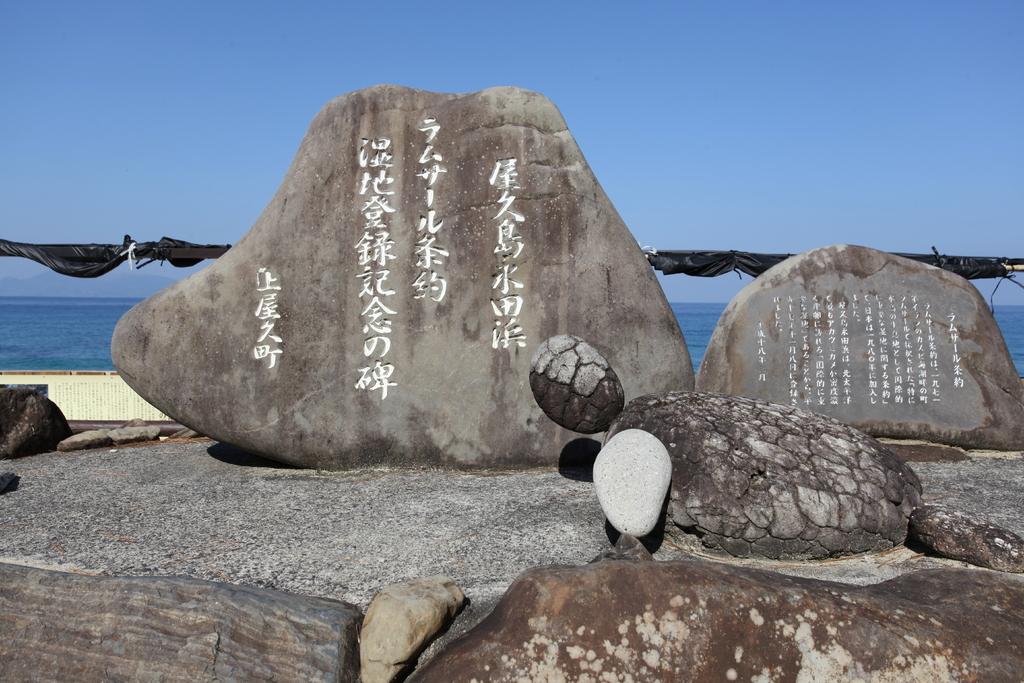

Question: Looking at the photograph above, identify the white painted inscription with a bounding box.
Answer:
[253,267,283,368]
[413,117,449,303]
[489,158,527,350]
[756,291,964,408]
[355,137,398,400]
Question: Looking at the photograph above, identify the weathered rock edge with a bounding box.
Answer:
[412,558,1024,682]
[0,562,362,682]
[909,504,1024,573]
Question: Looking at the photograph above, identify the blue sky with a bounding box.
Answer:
[1,1,1021,302]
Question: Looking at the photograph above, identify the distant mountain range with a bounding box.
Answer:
[0,267,196,298]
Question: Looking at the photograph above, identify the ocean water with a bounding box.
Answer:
[1,297,1023,375]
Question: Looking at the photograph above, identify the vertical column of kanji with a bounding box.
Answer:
[879,295,892,406]
[412,118,449,303]
[948,310,964,390]
[925,302,942,403]
[902,296,917,405]
[355,138,399,400]
[488,159,527,351]
[864,294,879,406]
[838,297,853,405]
[913,296,929,405]
[826,295,839,406]
[799,295,812,406]
[786,295,798,405]
[253,267,284,369]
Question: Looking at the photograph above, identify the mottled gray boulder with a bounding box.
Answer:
[0,388,71,459]
[698,244,1024,450]
[413,559,1024,682]
[909,504,1024,573]
[107,425,161,445]
[607,391,922,559]
[593,428,671,536]
[112,86,691,469]
[0,562,361,682]
[57,429,112,452]
[529,335,625,433]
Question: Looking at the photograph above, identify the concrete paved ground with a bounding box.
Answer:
[1,440,1021,658]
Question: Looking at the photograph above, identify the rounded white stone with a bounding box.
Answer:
[593,429,673,537]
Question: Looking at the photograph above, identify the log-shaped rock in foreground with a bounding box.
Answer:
[909,504,1024,573]
[112,85,692,469]
[697,244,1024,450]
[413,559,1024,682]
[0,563,361,682]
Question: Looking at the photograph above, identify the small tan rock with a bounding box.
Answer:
[360,576,464,683]
[56,430,112,452]
[107,426,161,446]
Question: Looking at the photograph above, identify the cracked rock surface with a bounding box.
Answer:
[607,391,923,560]
[529,335,625,433]
[909,504,1024,573]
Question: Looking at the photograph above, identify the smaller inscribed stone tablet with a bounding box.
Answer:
[697,245,1024,450]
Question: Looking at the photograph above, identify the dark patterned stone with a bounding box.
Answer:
[112,86,691,469]
[909,504,1024,573]
[607,391,922,560]
[0,388,71,459]
[413,559,1024,682]
[698,244,1024,450]
[529,335,625,434]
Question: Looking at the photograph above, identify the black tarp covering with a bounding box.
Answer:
[0,236,230,278]
[647,249,1024,281]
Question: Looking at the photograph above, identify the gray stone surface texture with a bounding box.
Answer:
[107,425,162,445]
[607,391,923,560]
[0,388,71,459]
[360,575,465,683]
[57,429,112,452]
[593,428,671,536]
[909,504,1024,573]
[0,562,361,682]
[697,244,1024,450]
[411,558,1024,682]
[111,85,692,470]
[529,335,625,433]
[1,441,1020,672]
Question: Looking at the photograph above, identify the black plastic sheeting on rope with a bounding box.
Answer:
[646,248,1024,281]
[0,236,231,278]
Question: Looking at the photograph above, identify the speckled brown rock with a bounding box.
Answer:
[412,559,1024,682]
[909,505,1024,573]
[111,86,691,470]
[529,335,625,434]
[0,388,71,459]
[607,391,922,559]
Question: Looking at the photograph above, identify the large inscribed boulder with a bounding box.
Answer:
[697,244,1024,450]
[112,86,691,468]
